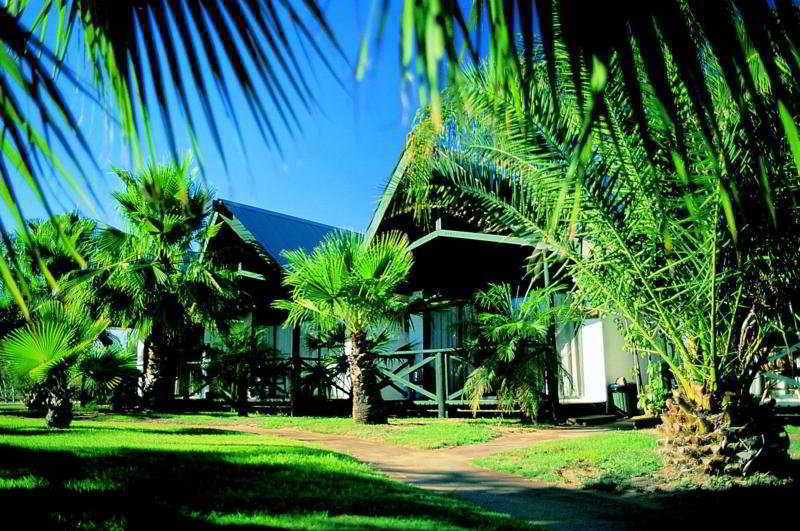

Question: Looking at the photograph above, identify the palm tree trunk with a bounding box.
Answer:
[660,387,790,476]
[235,362,249,417]
[144,331,177,410]
[45,367,73,429]
[348,331,386,424]
[23,381,48,417]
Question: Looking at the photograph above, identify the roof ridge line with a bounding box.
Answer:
[219,198,345,231]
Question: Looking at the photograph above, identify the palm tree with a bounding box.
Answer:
[394,42,800,475]
[275,231,414,424]
[463,282,569,423]
[75,340,139,408]
[0,1,348,317]
[0,213,99,413]
[1,2,797,244]
[0,300,109,428]
[69,158,239,408]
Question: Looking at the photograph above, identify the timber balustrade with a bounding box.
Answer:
[193,348,487,418]
[375,348,479,418]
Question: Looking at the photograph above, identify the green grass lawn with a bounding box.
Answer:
[473,431,662,491]
[40,407,530,450]
[788,425,799,459]
[476,426,800,492]
[260,415,527,449]
[0,411,535,530]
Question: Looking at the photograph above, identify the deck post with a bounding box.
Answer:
[435,351,447,418]
[290,326,302,416]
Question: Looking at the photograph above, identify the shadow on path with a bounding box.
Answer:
[252,425,799,531]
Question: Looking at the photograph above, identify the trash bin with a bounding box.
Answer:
[608,382,638,417]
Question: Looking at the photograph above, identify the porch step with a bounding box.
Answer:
[566,414,618,426]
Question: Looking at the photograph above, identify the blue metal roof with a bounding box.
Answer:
[218,199,347,267]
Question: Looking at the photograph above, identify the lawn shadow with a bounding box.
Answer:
[373,462,799,528]
[0,425,248,437]
[0,436,529,530]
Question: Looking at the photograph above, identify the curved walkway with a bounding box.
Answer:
[218,424,662,530]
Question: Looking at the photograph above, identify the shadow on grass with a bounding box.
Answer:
[0,426,245,437]
[373,463,799,529]
[0,432,528,530]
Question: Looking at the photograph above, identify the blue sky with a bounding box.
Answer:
[7,2,431,233]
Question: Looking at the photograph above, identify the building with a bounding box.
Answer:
[191,168,648,416]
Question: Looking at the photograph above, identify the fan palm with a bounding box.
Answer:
[68,158,239,408]
[0,301,109,428]
[302,323,416,402]
[395,41,799,475]
[0,213,100,407]
[463,282,570,423]
[275,231,414,424]
[75,340,139,408]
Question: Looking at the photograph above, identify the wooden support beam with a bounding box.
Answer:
[290,326,302,416]
[435,351,447,418]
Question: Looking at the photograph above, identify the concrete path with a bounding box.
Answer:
[219,424,661,530]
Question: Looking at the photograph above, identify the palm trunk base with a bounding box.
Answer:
[659,390,790,476]
[45,396,73,429]
[352,390,387,424]
[23,382,48,417]
[349,333,387,425]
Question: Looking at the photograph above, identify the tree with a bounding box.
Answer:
[0,213,99,413]
[396,42,799,475]
[75,340,139,409]
[0,4,344,319]
[3,3,798,281]
[70,158,237,408]
[0,301,109,428]
[463,282,570,423]
[275,231,414,424]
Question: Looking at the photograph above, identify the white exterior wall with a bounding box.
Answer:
[602,317,633,385]
[558,317,640,405]
[377,314,424,400]
[571,319,608,404]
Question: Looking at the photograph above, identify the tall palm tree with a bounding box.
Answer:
[69,158,238,408]
[0,300,109,428]
[275,231,414,424]
[394,43,799,475]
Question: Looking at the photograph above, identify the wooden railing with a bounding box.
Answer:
[192,349,477,418]
[376,348,468,418]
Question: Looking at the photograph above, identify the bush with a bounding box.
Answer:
[638,358,670,416]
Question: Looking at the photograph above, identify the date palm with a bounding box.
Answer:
[275,231,413,424]
[396,41,799,475]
